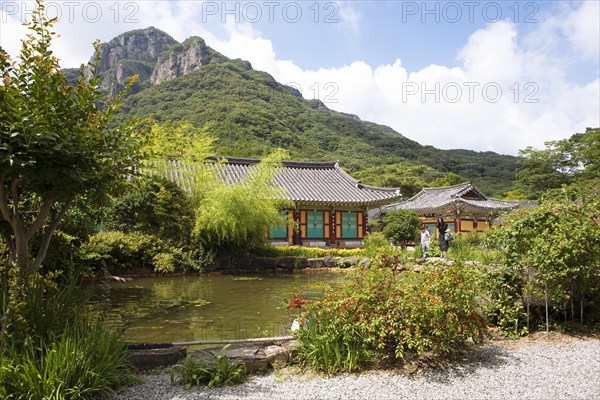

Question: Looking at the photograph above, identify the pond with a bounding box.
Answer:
[90,271,345,344]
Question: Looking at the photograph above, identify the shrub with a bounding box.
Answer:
[81,231,164,271]
[361,232,396,258]
[153,252,176,273]
[447,236,500,264]
[381,210,420,248]
[294,263,488,373]
[487,184,600,326]
[483,266,528,337]
[104,175,195,246]
[253,245,364,259]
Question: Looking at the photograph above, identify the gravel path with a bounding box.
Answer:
[112,336,600,400]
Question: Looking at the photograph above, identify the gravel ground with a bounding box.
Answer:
[112,335,600,400]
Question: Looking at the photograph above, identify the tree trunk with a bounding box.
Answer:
[580,296,584,325]
[545,281,549,334]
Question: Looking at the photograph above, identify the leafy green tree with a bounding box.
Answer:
[428,172,463,188]
[515,128,600,199]
[104,175,195,245]
[0,1,143,332]
[381,209,421,248]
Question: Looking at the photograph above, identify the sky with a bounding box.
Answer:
[1,0,599,156]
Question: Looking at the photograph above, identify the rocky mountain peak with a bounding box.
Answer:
[96,26,177,74]
[87,27,234,94]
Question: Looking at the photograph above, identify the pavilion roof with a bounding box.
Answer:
[381,182,518,214]
[167,157,402,207]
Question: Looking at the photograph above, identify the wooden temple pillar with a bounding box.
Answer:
[455,207,461,233]
[329,208,336,246]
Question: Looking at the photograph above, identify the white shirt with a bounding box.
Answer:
[421,230,431,246]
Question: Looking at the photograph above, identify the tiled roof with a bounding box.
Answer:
[168,157,401,206]
[382,182,518,214]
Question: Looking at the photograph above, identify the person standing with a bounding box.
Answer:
[436,216,449,258]
[419,225,431,258]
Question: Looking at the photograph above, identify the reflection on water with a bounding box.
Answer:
[89,271,344,344]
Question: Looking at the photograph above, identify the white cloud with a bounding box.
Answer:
[336,1,362,33]
[562,1,600,61]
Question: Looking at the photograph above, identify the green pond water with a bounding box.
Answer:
[90,271,345,344]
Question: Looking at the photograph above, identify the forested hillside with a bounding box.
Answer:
[98,28,517,195]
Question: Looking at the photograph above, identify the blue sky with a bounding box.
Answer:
[2,1,599,155]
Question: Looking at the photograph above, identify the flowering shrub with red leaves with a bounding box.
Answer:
[294,263,488,373]
[288,297,310,312]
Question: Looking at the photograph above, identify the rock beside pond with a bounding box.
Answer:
[323,255,337,268]
[307,258,325,268]
[277,256,308,270]
[253,256,278,269]
[359,258,371,267]
[263,345,289,369]
[336,256,358,268]
[281,340,300,364]
[127,347,187,372]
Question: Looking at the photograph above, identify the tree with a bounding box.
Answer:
[104,175,195,245]
[428,172,463,188]
[381,209,421,248]
[0,1,144,330]
[515,128,600,199]
[193,149,292,251]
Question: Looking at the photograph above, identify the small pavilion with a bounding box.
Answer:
[379,182,519,235]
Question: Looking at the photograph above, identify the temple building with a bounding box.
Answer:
[203,157,402,247]
[379,182,519,235]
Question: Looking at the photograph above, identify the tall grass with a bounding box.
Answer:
[447,235,501,264]
[0,272,135,399]
[1,321,134,399]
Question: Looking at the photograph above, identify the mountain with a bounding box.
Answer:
[82,27,518,196]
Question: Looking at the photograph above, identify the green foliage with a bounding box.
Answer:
[144,121,216,204]
[294,263,488,374]
[515,127,600,199]
[0,272,88,344]
[104,174,195,245]
[153,252,176,273]
[0,320,133,399]
[488,183,600,325]
[193,150,292,251]
[0,1,145,274]
[253,245,364,259]
[170,347,246,389]
[381,210,420,247]
[0,272,134,399]
[428,172,464,188]
[82,230,212,273]
[361,232,396,258]
[483,266,528,337]
[447,234,501,264]
[352,162,443,198]
[81,231,164,271]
